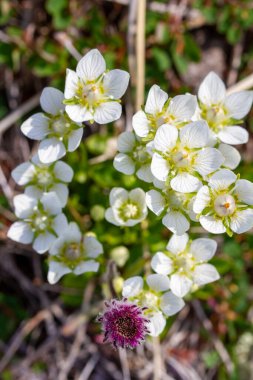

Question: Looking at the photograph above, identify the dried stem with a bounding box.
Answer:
[135,0,146,110]
[118,348,131,380]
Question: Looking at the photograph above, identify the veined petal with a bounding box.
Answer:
[38,138,66,164]
[160,291,185,316]
[51,183,68,207]
[11,162,35,185]
[122,276,143,297]
[218,143,241,170]
[170,273,193,298]
[33,232,56,254]
[148,313,166,337]
[166,235,188,258]
[199,215,226,234]
[109,187,128,205]
[180,121,209,148]
[103,69,130,99]
[132,110,150,138]
[113,153,135,175]
[162,210,190,235]
[171,173,201,193]
[190,238,217,261]
[194,147,224,176]
[145,84,168,114]
[154,124,178,152]
[54,161,74,182]
[65,104,93,123]
[105,208,121,226]
[117,131,136,153]
[74,260,99,274]
[146,274,170,292]
[129,188,146,209]
[47,261,71,284]
[136,165,153,183]
[94,102,122,124]
[52,213,68,236]
[230,209,253,234]
[84,236,103,258]
[76,49,106,80]
[64,69,79,99]
[218,126,249,145]
[192,263,220,286]
[151,252,173,275]
[209,169,237,190]
[41,192,62,215]
[21,113,49,140]
[198,71,226,106]
[49,237,65,256]
[146,190,165,216]
[151,153,170,181]
[64,222,82,242]
[13,194,37,218]
[7,221,33,244]
[234,179,253,205]
[168,94,197,121]
[225,91,253,119]
[40,87,64,115]
[68,128,83,152]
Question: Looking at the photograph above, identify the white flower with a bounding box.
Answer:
[132,84,197,139]
[11,154,73,207]
[105,187,147,226]
[218,143,241,170]
[47,222,103,284]
[7,192,67,254]
[198,72,253,145]
[146,189,196,235]
[64,49,130,124]
[193,169,253,235]
[151,233,220,298]
[113,131,153,182]
[122,275,185,336]
[21,87,83,163]
[151,121,224,192]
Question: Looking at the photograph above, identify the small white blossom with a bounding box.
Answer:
[198,72,253,145]
[133,84,197,140]
[122,275,185,336]
[21,87,83,163]
[47,222,103,284]
[7,192,67,254]
[105,187,147,226]
[64,49,129,123]
[151,233,220,298]
[151,121,224,192]
[193,169,253,235]
[11,155,73,207]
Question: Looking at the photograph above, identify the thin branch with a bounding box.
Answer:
[227,73,253,94]
[135,0,146,110]
[118,348,131,380]
[152,336,164,380]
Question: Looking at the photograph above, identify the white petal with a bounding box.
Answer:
[49,237,65,256]
[51,183,69,207]
[154,124,178,152]
[230,209,253,234]
[21,113,49,140]
[193,263,220,286]
[7,221,33,244]
[145,85,168,114]
[171,173,201,193]
[168,94,197,121]
[47,261,71,284]
[218,143,241,170]
[199,215,226,234]
[234,179,253,205]
[41,192,62,215]
[180,121,209,148]
[129,188,146,209]
[40,87,64,115]
[146,274,170,292]
[190,238,217,261]
[105,208,121,226]
[117,131,136,153]
[64,222,82,242]
[170,273,193,298]
[151,252,173,275]
[136,165,153,183]
[11,162,35,185]
[122,276,143,297]
[74,260,99,274]
[54,161,74,182]
[33,232,56,254]
[194,147,224,176]
[225,91,253,119]
[160,291,185,316]
[13,194,37,218]
[84,236,103,258]
[209,169,237,190]
[38,138,66,164]
[193,186,211,214]
[162,211,190,235]
[198,72,226,106]
[166,233,189,255]
[103,69,130,98]
[68,128,83,152]
[52,213,68,236]
[94,102,122,124]
[109,187,128,205]
[146,190,165,216]
[132,110,150,138]
[113,153,135,175]
[151,153,170,181]
[24,186,42,199]
[76,49,106,80]
[65,104,93,123]
[148,313,166,337]
[64,69,79,99]
[218,126,249,145]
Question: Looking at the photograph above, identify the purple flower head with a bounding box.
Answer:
[97,298,150,349]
